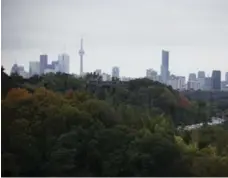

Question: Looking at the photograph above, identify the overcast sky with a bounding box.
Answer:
[1,0,228,79]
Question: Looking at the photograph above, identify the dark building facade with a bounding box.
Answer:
[40,54,48,74]
[212,70,221,91]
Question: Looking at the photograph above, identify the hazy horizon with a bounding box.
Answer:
[1,0,228,79]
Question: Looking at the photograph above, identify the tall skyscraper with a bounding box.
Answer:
[58,53,70,74]
[212,70,221,91]
[197,71,206,90]
[29,61,40,76]
[160,50,169,84]
[40,54,48,74]
[78,38,85,76]
[112,66,120,78]
[204,77,212,91]
[188,73,197,81]
[198,71,205,78]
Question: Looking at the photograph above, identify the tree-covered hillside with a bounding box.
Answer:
[2,67,228,176]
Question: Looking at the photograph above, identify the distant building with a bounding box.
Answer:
[225,72,228,82]
[10,64,29,78]
[160,50,169,84]
[168,75,186,90]
[211,70,221,91]
[10,64,19,74]
[177,76,186,90]
[221,81,228,91]
[197,71,206,90]
[146,69,158,81]
[51,61,60,72]
[112,66,120,78]
[168,75,178,90]
[58,53,70,74]
[204,77,212,91]
[40,54,48,74]
[102,73,111,81]
[187,80,200,90]
[29,61,40,77]
[198,71,205,78]
[188,73,197,81]
[197,78,205,90]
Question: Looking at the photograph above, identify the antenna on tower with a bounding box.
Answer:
[81,38,83,50]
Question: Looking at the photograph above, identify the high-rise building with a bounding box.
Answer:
[187,80,200,90]
[11,64,29,78]
[225,72,228,82]
[197,71,206,90]
[78,38,85,76]
[211,70,221,91]
[198,71,205,78]
[168,75,186,90]
[112,66,120,78]
[40,54,48,74]
[188,73,197,81]
[58,53,70,73]
[204,77,212,91]
[160,50,169,84]
[177,76,186,90]
[102,73,111,81]
[10,64,19,74]
[29,61,40,76]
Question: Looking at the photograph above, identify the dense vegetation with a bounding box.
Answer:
[2,66,228,176]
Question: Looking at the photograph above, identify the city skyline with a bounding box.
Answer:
[2,0,228,79]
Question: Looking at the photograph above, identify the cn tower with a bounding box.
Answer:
[78,38,85,76]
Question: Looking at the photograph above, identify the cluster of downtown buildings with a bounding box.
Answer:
[10,39,228,92]
[11,53,70,78]
[146,50,228,91]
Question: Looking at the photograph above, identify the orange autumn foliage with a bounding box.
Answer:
[5,88,32,102]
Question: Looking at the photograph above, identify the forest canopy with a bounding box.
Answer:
[2,67,228,177]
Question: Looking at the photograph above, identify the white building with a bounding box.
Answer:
[58,53,70,74]
[112,66,120,78]
[197,78,205,90]
[177,76,186,90]
[29,61,40,77]
[168,75,186,90]
[102,73,111,81]
[168,75,178,90]
[187,80,200,90]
